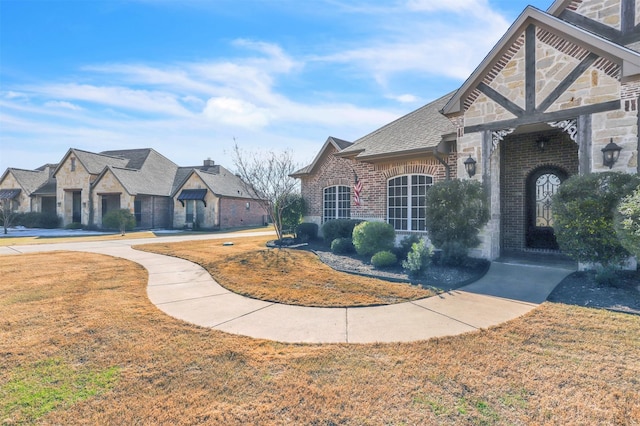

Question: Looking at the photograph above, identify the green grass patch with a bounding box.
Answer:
[1,358,120,423]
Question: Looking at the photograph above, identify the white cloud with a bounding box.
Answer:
[202,97,270,127]
[44,100,83,111]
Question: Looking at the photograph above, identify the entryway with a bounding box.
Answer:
[500,127,578,256]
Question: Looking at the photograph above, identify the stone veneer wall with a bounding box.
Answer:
[0,173,31,212]
[500,130,579,252]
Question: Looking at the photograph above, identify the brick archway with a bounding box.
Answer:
[500,128,579,254]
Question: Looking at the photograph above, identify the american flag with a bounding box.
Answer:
[353,179,363,207]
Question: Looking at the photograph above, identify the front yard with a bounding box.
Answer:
[1,246,639,424]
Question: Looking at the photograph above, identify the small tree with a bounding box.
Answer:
[552,172,640,267]
[0,197,19,235]
[279,193,306,235]
[233,144,300,242]
[102,209,136,235]
[424,179,489,263]
[615,184,640,261]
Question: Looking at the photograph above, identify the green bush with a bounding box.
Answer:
[295,222,318,242]
[65,222,83,230]
[440,241,468,266]
[402,238,432,279]
[321,219,362,244]
[15,212,60,229]
[102,209,136,234]
[352,221,396,256]
[393,234,422,261]
[371,250,397,269]
[331,237,355,254]
[424,179,489,259]
[615,185,640,260]
[552,172,640,267]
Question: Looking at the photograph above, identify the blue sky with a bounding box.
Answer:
[1,0,551,173]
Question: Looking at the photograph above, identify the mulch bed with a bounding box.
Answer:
[548,270,640,315]
[277,239,640,315]
[295,241,490,292]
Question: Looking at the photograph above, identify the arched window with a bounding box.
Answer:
[323,185,351,223]
[387,175,432,231]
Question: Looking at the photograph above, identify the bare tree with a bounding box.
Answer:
[0,198,19,235]
[232,144,300,242]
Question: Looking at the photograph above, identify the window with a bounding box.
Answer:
[70,157,76,172]
[323,186,351,223]
[134,199,142,225]
[185,200,194,223]
[387,175,432,231]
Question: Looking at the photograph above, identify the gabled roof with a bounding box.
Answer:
[290,136,353,177]
[0,168,50,195]
[337,92,456,161]
[442,6,640,116]
[53,148,129,177]
[93,150,178,196]
[100,148,152,170]
[173,166,255,200]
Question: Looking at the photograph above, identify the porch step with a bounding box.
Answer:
[496,250,577,271]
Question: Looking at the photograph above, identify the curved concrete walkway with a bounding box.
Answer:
[0,231,574,344]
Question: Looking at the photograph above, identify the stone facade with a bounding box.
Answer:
[55,155,94,226]
[0,173,31,212]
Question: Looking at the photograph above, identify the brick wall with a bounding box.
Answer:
[299,144,457,227]
[500,129,579,252]
[218,197,266,229]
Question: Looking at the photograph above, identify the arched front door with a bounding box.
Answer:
[525,167,568,250]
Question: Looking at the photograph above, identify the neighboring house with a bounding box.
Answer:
[294,0,640,261]
[0,164,57,214]
[172,160,266,229]
[1,149,264,230]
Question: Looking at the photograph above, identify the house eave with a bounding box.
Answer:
[442,6,640,116]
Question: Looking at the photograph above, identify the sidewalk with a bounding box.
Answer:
[1,232,574,343]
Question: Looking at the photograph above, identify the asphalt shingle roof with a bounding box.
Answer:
[338,92,456,160]
[6,169,50,194]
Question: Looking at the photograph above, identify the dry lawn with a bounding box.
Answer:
[0,231,157,246]
[137,236,433,306]
[2,251,640,425]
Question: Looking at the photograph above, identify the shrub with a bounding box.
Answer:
[552,172,640,267]
[371,250,397,268]
[102,209,136,235]
[65,222,83,229]
[424,179,489,259]
[393,234,422,261]
[280,193,306,234]
[330,237,355,254]
[352,221,396,256]
[402,238,432,279]
[440,241,468,266]
[295,222,318,242]
[615,185,640,260]
[15,212,60,229]
[321,219,362,244]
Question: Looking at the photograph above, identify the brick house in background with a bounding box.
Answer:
[172,160,266,229]
[294,0,640,261]
[0,148,265,230]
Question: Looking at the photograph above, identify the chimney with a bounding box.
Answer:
[203,158,215,167]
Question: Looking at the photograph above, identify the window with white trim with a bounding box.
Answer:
[387,175,432,231]
[323,185,351,223]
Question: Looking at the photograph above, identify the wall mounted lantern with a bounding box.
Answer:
[536,136,548,151]
[601,138,622,169]
[464,155,477,178]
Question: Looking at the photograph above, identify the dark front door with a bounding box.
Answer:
[72,191,82,223]
[526,167,567,250]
